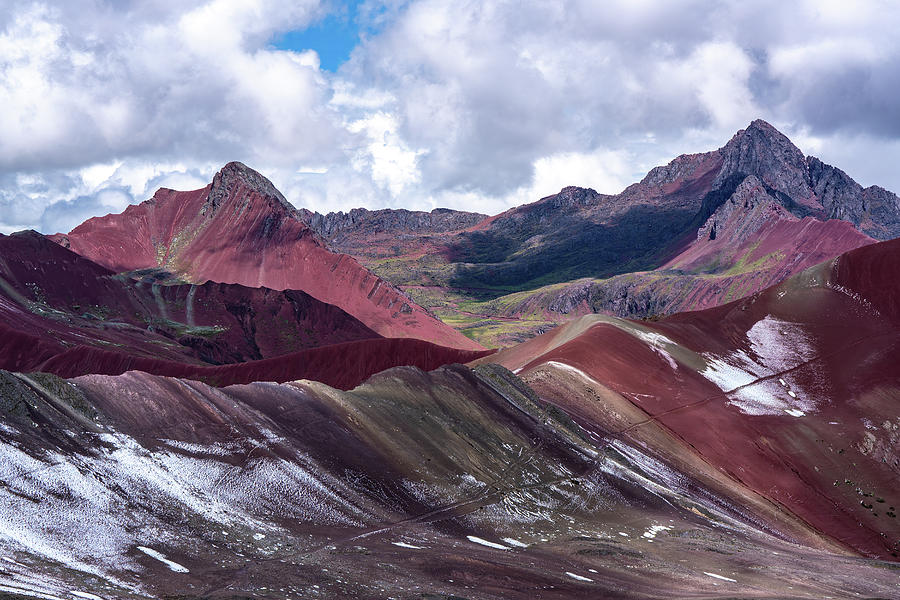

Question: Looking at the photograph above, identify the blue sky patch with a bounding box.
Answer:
[271,1,366,71]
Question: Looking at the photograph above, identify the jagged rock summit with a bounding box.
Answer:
[203,160,295,217]
[51,162,483,351]
[717,119,900,235]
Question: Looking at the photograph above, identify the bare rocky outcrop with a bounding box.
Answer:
[301,206,487,240]
[202,161,296,218]
[714,120,816,209]
[696,175,791,244]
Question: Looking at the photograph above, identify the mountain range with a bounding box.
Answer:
[0,120,897,599]
[302,120,894,345]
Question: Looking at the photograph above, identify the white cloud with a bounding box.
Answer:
[348,112,423,196]
[531,150,632,198]
[1,0,900,234]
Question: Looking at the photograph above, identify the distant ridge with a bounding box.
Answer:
[293,120,897,346]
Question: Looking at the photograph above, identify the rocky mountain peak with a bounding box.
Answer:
[202,161,296,217]
[715,119,813,204]
[543,186,602,209]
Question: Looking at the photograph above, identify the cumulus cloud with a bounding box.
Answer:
[345,0,900,199]
[1,0,900,233]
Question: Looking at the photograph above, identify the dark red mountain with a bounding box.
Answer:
[0,229,379,362]
[51,162,482,351]
[0,230,490,388]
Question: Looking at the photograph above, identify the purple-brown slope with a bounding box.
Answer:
[0,363,896,599]
[8,335,490,390]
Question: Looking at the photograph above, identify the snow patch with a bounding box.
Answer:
[607,439,688,496]
[466,536,510,550]
[704,571,737,582]
[501,537,529,548]
[137,546,188,573]
[701,353,758,391]
[392,541,424,549]
[565,571,593,582]
[700,315,820,416]
[71,592,104,600]
[545,360,593,381]
[161,439,238,457]
[784,408,805,417]
[0,426,365,586]
[0,584,66,600]
[642,524,672,539]
[746,316,815,372]
[631,329,679,370]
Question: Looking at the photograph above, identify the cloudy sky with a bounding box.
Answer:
[2,0,900,234]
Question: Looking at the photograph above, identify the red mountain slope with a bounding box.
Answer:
[477,238,900,560]
[1,331,491,390]
[0,230,491,387]
[0,230,379,364]
[51,162,482,351]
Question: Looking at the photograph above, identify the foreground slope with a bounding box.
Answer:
[478,237,900,560]
[0,364,896,599]
[52,162,481,351]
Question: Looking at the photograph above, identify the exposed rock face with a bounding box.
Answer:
[302,206,487,240]
[203,161,294,217]
[807,157,900,237]
[708,120,900,238]
[441,119,899,290]
[540,185,605,209]
[51,162,483,350]
[714,120,817,210]
[625,151,721,196]
[695,175,792,244]
[861,185,900,237]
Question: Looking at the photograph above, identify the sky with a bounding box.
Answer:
[2,0,900,234]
